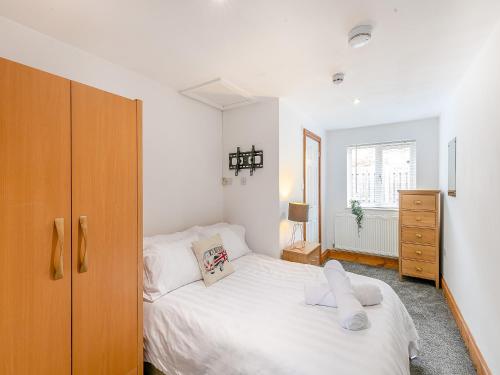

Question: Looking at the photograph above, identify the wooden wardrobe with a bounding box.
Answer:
[0,57,143,374]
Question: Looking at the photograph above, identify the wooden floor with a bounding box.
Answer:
[323,248,399,270]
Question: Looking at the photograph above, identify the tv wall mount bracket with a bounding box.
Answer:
[228,145,263,176]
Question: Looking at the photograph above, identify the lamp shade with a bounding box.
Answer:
[288,202,309,222]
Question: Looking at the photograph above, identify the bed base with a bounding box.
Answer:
[144,362,168,375]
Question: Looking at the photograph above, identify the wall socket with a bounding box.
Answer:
[221,177,232,186]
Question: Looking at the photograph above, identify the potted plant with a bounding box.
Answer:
[350,200,364,236]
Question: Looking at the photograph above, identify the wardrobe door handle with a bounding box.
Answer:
[79,216,89,273]
[54,218,65,280]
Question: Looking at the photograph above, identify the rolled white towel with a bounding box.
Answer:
[323,260,383,305]
[304,283,334,306]
[324,260,369,331]
[324,259,345,270]
[304,282,383,307]
[355,283,383,306]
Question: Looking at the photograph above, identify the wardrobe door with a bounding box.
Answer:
[71,82,139,375]
[0,58,71,374]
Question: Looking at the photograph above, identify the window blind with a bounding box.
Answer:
[347,141,416,208]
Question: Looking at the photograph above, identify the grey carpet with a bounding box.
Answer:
[339,261,476,375]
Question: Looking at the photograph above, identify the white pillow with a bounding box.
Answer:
[143,235,201,302]
[143,227,196,250]
[192,222,229,232]
[193,224,251,260]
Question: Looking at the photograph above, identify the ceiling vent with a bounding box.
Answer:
[180,78,256,110]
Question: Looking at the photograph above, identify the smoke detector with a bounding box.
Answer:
[332,72,345,85]
[348,25,373,48]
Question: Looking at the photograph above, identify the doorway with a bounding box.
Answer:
[303,129,321,246]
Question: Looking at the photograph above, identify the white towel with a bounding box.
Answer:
[355,283,383,306]
[304,282,383,307]
[324,260,370,331]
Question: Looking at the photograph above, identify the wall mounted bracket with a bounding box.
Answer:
[229,145,263,176]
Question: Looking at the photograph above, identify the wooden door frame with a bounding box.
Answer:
[303,129,322,246]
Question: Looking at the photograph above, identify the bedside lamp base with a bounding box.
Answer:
[288,222,305,250]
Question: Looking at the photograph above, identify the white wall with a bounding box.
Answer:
[439,23,500,374]
[0,16,326,261]
[325,118,439,248]
[222,99,281,256]
[0,17,224,236]
[223,99,327,258]
[279,100,327,251]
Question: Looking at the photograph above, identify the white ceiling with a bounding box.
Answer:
[1,0,500,129]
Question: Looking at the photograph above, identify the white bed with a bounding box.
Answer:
[144,253,419,375]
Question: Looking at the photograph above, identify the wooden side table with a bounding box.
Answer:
[281,242,321,266]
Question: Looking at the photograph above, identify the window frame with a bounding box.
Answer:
[346,140,417,209]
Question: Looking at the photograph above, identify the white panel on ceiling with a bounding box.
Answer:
[180,78,256,110]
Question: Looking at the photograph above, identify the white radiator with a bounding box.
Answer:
[334,211,399,257]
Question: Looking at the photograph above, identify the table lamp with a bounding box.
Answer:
[288,202,309,249]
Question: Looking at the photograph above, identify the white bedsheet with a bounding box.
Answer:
[144,253,419,375]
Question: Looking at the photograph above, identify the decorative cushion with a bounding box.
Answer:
[192,234,234,286]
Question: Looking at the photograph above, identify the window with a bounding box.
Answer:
[347,141,416,208]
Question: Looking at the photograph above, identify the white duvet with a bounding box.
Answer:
[144,253,419,375]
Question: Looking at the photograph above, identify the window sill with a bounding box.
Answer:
[345,207,398,212]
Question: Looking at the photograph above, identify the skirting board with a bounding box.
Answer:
[441,278,491,375]
[325,249,399,270]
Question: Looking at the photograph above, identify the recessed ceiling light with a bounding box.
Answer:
[353,98,361,105]
[348,25,373,48]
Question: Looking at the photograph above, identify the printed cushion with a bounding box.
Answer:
[192,234,234,286]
